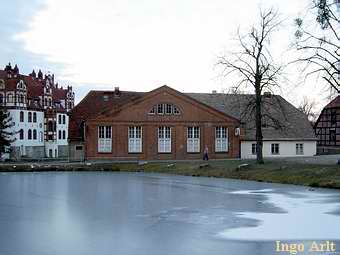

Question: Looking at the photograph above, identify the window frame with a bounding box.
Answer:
[20,111,24,122]
[215,126,228,152]
[271,143,280,155]
[128,126,142,153]
[98,126,112,153]
[187,126,200,153]
[296,143,304,155]
[158,126,171,153]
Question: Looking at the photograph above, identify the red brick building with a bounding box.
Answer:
[69,85,241,161]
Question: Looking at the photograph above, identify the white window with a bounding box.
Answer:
[215,127,228,152]
[98,126,112,153]
[296,143,304,155]
[158,126,171,153]
[187,126,200,152]
[271,143,280,155]
[128,126,142,153]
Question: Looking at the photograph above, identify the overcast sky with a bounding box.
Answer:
[1,0,332,110]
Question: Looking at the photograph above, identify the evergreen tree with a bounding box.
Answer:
[0,106,15,158]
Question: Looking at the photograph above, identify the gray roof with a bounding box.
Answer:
[186,93,316,141]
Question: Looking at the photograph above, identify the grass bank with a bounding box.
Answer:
[1,160,340,189]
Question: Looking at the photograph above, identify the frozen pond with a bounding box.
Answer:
[0,172,339,255]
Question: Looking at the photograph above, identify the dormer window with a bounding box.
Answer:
[17,80,26,90]
[149,103,181,115]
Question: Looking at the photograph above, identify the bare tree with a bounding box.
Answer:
[294,0,339,92]
[298,96,318,124]
[218,8,284,164]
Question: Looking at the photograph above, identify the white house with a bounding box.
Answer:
[188,92,317,159]
[0,63,74,160]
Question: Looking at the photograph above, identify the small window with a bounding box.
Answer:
[251,143,257,155]
[33,112,37,123]
[296,143,304,155]
[157,104,164,114]
[103,95,109,102]
[173,106,180,115]
[28,112,32,122]
[165,104,172,114]
[63,115,66,124]
[150,103,181,115]
[271,143,279,155]
[58,115,62,124]
[7,94,13,103]
[0,94,3,104]
[76,146,83,151]
[20,111,24,122]
[19,129,24,140]
[149,106,156,114]
[33,129,37,140]
[28,129,32,140]
[58,130,62,140]
[63,130,66,139]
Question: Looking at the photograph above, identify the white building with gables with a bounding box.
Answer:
[0,63,74,160]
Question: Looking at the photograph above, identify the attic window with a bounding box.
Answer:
[149,103,181,115]
[103,95,109,102]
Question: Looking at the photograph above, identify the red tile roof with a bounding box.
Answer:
[69,90,144,140]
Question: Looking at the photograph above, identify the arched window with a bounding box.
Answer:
[58,130,62,140]
[58,115,62,124]
[62,115,66,124]
[28,112,32,122]
[20,111,24,122]
[33,112,37,123]
[62,130,66,139]
[0,94,3,104]
[28,129,32,140]
[149,103,181,115]
[33,129,37,140]
[19,129,24,140]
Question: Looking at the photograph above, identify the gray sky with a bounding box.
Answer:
[1,0,330,110]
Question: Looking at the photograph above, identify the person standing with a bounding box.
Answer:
[203,145,209,161]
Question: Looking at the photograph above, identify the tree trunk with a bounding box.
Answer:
[255,88,264,164]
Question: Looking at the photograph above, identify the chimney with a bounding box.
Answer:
[30,70,36,78]
[38,69,43,80]
[114,86,120,97]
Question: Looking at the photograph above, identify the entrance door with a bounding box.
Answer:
[49,149,53,158]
